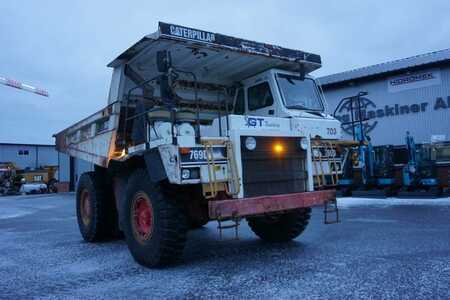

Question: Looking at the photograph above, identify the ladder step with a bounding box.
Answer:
[323,200,340,224]
[217,218,240,240]
[218,224,239,229]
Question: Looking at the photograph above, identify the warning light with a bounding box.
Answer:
[273,143,284,154]
[179,147,191,155]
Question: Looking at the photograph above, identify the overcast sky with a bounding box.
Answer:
[1,0,450,144]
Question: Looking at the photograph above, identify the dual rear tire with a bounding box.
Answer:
[76,169,188,268]
[76,172,120,242]
[77,169,311,267]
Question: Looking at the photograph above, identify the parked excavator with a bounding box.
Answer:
[398,132,442,197]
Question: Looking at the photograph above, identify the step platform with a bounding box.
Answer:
[397,188,443,199]
[350,187,397,199]
[351,189,389,199]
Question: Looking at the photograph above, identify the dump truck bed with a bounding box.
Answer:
[54,102,121,167]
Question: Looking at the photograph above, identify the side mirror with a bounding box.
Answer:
[298,64,306,81]
[159,74,174,107]
[156,50,172,73]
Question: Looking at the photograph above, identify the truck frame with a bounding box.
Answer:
[55,22,341,267]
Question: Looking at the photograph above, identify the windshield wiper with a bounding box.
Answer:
[305,111,324,116]
[286,105,324,115]
[286,105,308,110]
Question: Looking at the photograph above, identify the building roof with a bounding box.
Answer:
[0,142,55,147]
[318,48,450,86]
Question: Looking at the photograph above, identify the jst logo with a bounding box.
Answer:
[334,97,378,135]
[245,116,264,127]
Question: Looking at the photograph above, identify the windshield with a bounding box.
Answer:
[276,74,324,111]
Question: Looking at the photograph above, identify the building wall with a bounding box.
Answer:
[0,144,58,169]
[0,144,37,169]
[57,152,70,182]
[322,66,450,146]
[0,143,98,191]
[0,143,71,183]
[73,157,94,188]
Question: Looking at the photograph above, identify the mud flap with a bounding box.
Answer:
[144,149,167,182]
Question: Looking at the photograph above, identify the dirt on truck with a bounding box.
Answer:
[55,22,342,268]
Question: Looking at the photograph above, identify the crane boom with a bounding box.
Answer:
[0,76,49,97]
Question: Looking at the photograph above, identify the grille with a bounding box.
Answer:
[240,136,307,197]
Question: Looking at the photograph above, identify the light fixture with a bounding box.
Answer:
[273,143,284,154]
[181,169,191,180]
[245,137,257,150]
[300,138,309,150]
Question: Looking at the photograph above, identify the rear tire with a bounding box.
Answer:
[188,219,209,229]
[122,169,187,268]
[47,178,58,193]
[247,208,311,242]
[76,172,117,242]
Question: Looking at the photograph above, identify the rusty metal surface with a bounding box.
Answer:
[208,189,336,219]
[53,102,121,167]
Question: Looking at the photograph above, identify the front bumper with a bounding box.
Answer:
[208,189,336,219]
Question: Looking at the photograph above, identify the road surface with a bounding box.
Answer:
[0,194,449,299]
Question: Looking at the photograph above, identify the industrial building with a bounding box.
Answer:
[319,48,450,146]
[0,143,93,191]
[0,142,69,181]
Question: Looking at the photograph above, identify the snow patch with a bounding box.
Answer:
[0,207,34,219]
[338,197,450,209]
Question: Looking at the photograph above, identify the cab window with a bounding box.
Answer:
[248,82,274,111]
[234,88,245,115]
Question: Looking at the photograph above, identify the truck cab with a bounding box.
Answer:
[233,68,339,138]
[236,70,325,117]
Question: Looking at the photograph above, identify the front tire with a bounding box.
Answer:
[247,208,311,242]
[122,169,187,268]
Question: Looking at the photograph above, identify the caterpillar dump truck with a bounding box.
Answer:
[55,22,341,267]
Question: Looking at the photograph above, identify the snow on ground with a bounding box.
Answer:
[0,193,449,299]
[338,196,450,209]
[0,207,35,219]
[0,193,62,219]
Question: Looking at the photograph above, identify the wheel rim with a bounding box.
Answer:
[131,192,154,243]
[80,189,91,226]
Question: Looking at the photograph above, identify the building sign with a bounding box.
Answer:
[335,97,378,135]
[431,135,446,143]
[335,95,450,135]
[388,69,441,93]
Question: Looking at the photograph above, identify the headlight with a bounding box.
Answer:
[300,138,309,150]
[181,169,191,180]
[245,137,257,151]
[313,148,321,157]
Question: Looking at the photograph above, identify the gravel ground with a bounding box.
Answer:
[0,193,449,299]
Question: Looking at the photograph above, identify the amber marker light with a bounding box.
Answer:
[179,147,191,155]
[273,143,285,154]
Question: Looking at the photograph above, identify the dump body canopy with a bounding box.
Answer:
[55,22,323,167]
[108,22,322,85]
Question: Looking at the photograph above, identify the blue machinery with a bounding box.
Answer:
[399,132,441,197]
[334,92,443,197]
[334,92,397,197]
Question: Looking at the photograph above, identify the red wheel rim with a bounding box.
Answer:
[80,189,91,226]
[132,192,154,243]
